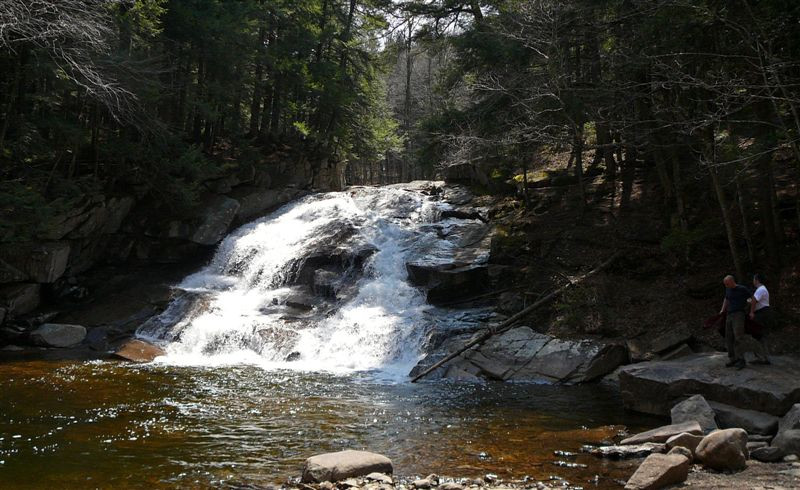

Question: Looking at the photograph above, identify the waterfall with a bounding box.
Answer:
[138,184,486,378]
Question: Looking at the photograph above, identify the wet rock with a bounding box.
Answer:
[232,187,304,222]
[624,452,691,490]
[670,395,717,433]
[627,330,691,362]
[0,242,70,283]
[0,283,41,316]
[709,401,779,435]
[695,428,749,471]
[301,450,393,483]
[191,196,241,245]
[750,446,785,462]
[588,443,665,459]
[619,353,800,416]
[621,421,702,445]
[30,323,86,348]
[665,433,703,456]
[415,326,627,384]
[113,338,165,362]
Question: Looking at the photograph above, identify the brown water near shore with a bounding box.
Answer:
[0,359,660,489]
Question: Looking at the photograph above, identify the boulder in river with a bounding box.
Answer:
[624,452,691,490]
[695,428,749,471]
[412,326,627,384]
[620,421,702,445]
[30,323,86,348]
[113,338,165,362]
[670,394,717,433]
[619,352,800,416]
[301,450,393,483]
[709,401,778,435]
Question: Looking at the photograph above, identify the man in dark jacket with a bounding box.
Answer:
[720,275,757,369]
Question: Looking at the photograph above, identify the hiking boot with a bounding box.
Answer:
[753,358,772,365]
[735,360,747,370]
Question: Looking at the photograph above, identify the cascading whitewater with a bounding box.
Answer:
[138,184,478,377]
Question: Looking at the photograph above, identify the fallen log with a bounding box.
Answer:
[410,250,623,383]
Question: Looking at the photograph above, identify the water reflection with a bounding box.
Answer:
[0,360,659,489]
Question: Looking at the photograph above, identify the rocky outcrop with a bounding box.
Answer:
[0,241,70,283]
[624,451,691,490]
[0,283,41,317]
[619,353,800,416]
[301,450,393,483]
[627,329,691,362]
[620,421,703,445]
[671,395,717,433]
[709,401,779,435]
[695,428,749,471]
[411,326,627,384]
[29,323,86,347]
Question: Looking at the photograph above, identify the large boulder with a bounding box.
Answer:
[621,421,703,445]
[190,196,241,245]
[301,450,393,483]
[695,428,749,471]
[0,242,70,283]
[671,395,717,433]
[709,401,779,435]
[231,187,304,223]
[619,353,800,416]
[412,326,627,384]
[113,338,165,362]
[624,452,691,490]
[0,283,41,316]
[30,323,86,348]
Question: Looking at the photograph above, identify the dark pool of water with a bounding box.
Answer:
[0,359,661,489]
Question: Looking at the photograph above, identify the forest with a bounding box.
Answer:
[1,0,799,277]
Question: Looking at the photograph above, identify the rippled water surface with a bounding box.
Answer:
[0,360,659,489]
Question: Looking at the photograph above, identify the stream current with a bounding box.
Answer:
[0,184,659,488]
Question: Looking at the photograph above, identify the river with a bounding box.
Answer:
[0,184,660,488]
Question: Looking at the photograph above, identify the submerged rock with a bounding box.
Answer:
[619,353,800,416]
[30,323,86,348]
[113,338,165,362]
[301,450,393,483]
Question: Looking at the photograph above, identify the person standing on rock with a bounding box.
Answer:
[749,273,772,365]
[720,275,756,369]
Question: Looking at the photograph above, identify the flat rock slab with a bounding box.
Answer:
[301,450,393,483]
[621,421,702,445]
[588,443,665,459]
[710,401,779,435]
[624,453,691,490]
[619,353,800,416]
[113,339,165,362]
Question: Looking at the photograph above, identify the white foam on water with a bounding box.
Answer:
[140,185,463,380]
